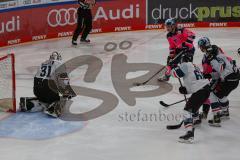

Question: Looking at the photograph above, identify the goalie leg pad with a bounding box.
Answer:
[44,98,67,118]
[20,97,47,112]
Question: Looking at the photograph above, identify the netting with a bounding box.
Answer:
[0,54,16,112]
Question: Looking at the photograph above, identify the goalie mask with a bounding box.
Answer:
[50,51,62,61]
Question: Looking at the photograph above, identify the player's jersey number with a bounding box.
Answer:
[194,67,204,80]
[40,65,52,78]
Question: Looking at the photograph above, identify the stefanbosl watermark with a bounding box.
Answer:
[118,109,187,123]
[48,41,173,121]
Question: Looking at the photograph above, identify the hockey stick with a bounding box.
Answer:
[159,98,188,107]
[165,78,187,130]
[166,120,184,130]
[133,50,185,86]
[133,66,166,86]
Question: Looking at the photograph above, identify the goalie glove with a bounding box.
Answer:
[63,91,77,99]
[56,72,77,98]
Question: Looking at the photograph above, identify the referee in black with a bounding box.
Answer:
[72,0,95,45]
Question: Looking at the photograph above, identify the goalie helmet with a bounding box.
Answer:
[50,51,62,61]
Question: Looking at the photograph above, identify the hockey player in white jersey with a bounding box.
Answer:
[19,52,76,117]
[167,54,211,143]
[198,37,240,126]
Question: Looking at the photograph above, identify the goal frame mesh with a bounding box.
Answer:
[0,53,16,113]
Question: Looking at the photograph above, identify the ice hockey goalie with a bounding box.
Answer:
[19,52,76,117]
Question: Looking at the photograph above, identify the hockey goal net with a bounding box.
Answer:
[0,54,16,112]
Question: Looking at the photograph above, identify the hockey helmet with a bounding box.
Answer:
[165,18,176,26]
[198,37,212,53]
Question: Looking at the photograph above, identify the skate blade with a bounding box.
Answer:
[220,116,230,120]
[44,110,58,118]
[71,44,78,48]
[80,41,90,44]
[208,123,221,127]
[178,138,194,144]
[80,41,92,45]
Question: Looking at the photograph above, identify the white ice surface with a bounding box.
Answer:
[0,28,240,160]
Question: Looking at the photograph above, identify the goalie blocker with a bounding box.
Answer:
[20,52,76,118]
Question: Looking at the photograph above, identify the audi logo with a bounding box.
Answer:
[47,8,77,27]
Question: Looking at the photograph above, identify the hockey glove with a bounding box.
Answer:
[203,73,212,79]
[209,79,220,91]
[167,55,174,65]
[179,86,187,94]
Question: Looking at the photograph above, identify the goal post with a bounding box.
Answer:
[0,53,16,112]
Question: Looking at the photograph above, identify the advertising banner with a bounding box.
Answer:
[147,0,240,24]
[0,0,19,10]
[1,0,240,47]
[0,0,74,10]
[0,0,146,47]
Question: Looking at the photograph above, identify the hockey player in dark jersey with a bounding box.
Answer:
[200,55,213,120]
[19,52,76,117]
[72,0,96,45]
[198,37,240,127]
[168,54,211,143]
[159,18,196,81]
[201,45,234,120]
